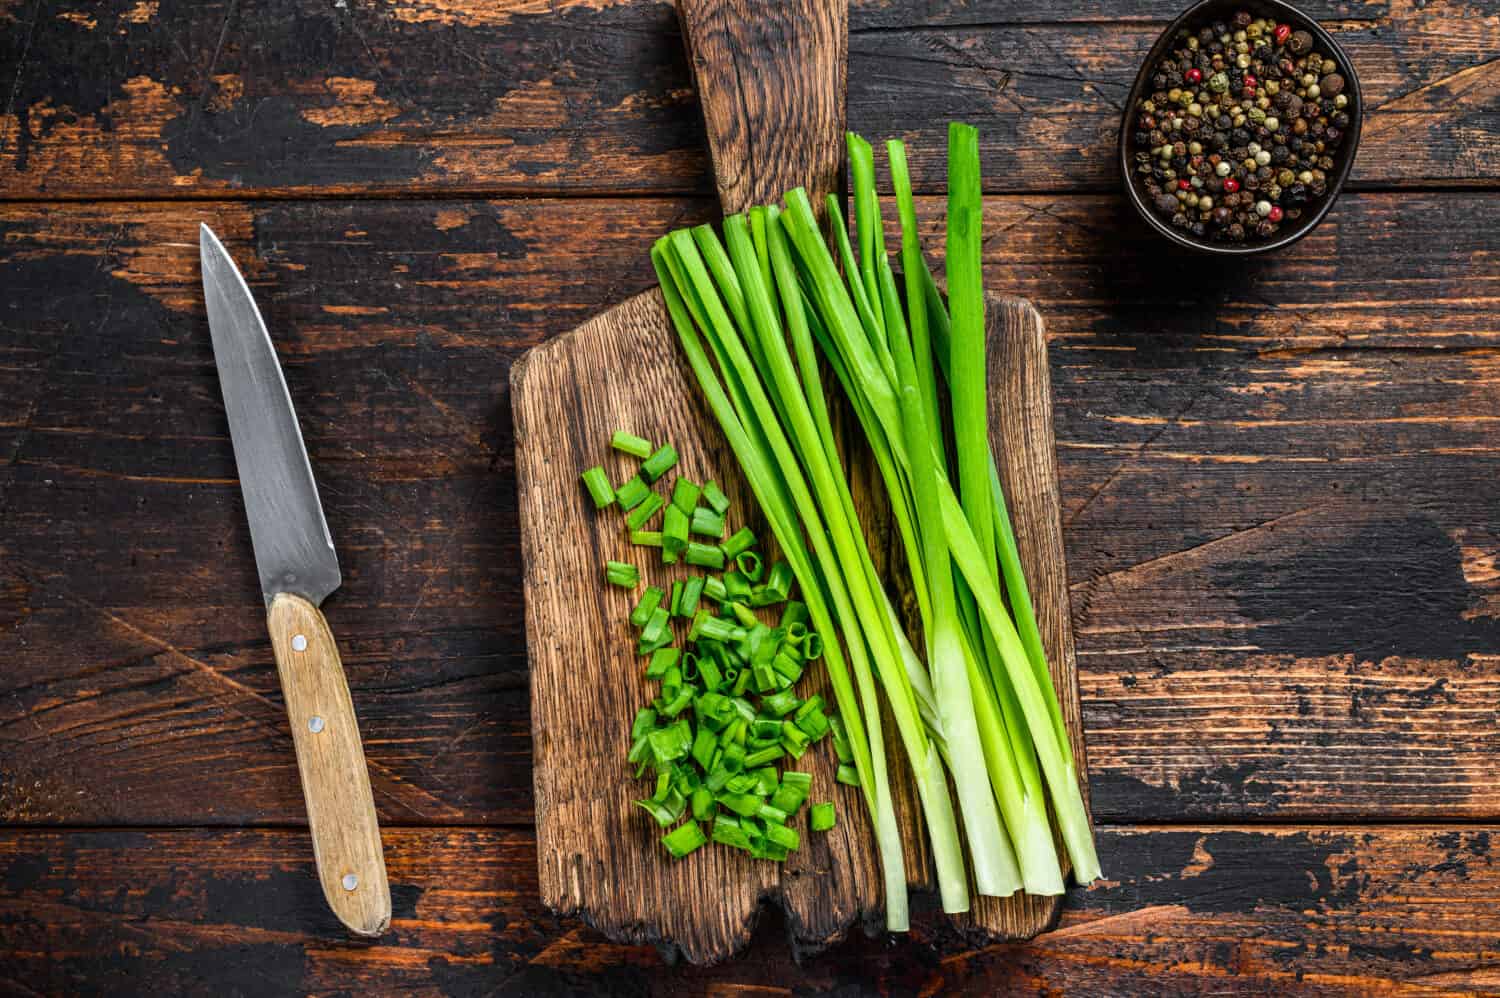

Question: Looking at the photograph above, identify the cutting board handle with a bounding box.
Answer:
[675,0,848,215]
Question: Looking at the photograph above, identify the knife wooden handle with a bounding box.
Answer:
[268,592,391,937]
[675,0,847,215]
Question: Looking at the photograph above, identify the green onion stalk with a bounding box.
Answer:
[651,121,1100,923]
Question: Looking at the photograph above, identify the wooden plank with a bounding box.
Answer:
[1,193,1497,828]
[513,289,1083,960]
[4,824,1500,994]
[0,0,1492,197]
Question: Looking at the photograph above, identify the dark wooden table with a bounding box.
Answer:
[2,0,1497,993]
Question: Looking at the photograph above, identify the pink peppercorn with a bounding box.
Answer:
[1274,23,1291,44]
[1268,205,1284,222]
[1223,178,1240,193]
[1185,68,1203,84]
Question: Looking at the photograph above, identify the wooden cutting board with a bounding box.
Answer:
[510,0,1091,965]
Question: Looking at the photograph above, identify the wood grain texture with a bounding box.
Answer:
[2,193,1498,831]
[0,0,1493,197]
[677,0,846,213]
[512,289,1085,960]
[5,823,1500,995]
[268,592,391,937]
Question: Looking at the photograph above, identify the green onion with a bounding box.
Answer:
[606,561,639,589]
[764,823,799,851]
[625,492,664,531]
[662,504,690,555]
[721,526,756,559]
[581,467,615,508]
[735,550,763,581]
[702,480,731,514]
[671,478,701,512]
[645,647,677,678]
[631,529,663,547]
[661,821,706,858]
[615,476,652,511]
[703,575,727,602]
[630,586,664,628]
[690,507,725,537]
[640,444,679,482]
[685,542,726,569]
[669,580,684,616]
[810,802,836,832]
[612,431,654,459]
[678,576,705,618]
[640,607,671,647]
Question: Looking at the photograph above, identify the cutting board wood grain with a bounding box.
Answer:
[510,0,1091,964]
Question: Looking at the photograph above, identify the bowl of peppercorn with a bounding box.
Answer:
[1121,0,1361,254]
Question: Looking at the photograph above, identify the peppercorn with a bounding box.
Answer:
[1132,9,1351,245]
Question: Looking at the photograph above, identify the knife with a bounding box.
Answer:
[200,223,391,937]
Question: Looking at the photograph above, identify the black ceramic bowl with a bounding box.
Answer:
[1119,0,1362,255]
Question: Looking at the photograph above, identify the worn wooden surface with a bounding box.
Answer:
[0,0,1494,198]
[1,0,1498,990]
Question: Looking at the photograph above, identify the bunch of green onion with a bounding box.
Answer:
[650,123,1100,930]
[582,431,843,863]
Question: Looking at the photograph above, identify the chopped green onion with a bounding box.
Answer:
[605,561,639,588]
[612,431,654,459]
[702,480,731,515]
[671,477,701,513]
[778,599,807,630]
[690,507,725,537]
[761,690,800,717]
[669,580,684,616]
[697,652,722,690]
[691,787,717,821]
[764,563,795,602]
[724,571,751,602]
[679,576,705,618]
[624,492,664,531]
[662,504,690,555]
[712,814,752,850]
[722,526,757,559]
[730,602,758,629]
[685,542,726,569]
[631,707,657,740]
[645,647,678,678]
[735,550,763,581]
[810,802,836,832]
[764,823,799,851]
[662,821,707,858]
[744,744,783,768]
[631,529,663,547]
[615,476,652,511]
[630,586,664,628]
[581,467,615,508]
[703,575,727,602]
[640,606,671,647]
[640,444,679,482]
[836,764,860,787]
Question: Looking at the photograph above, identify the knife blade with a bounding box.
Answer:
[201,223,391,937]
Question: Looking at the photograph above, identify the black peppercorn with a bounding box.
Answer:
[1288,30,1313,54]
